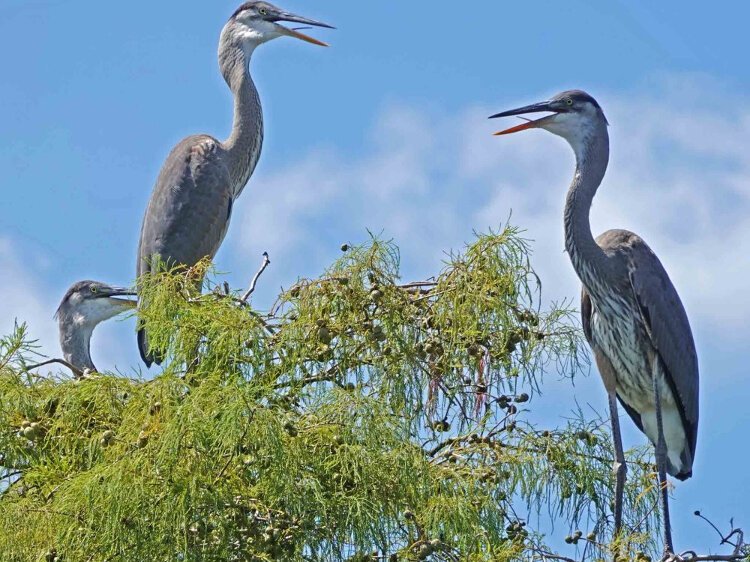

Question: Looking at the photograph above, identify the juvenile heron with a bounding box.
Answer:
[56,281,136,373]
[490,90,698,555]
[136,1,333,366]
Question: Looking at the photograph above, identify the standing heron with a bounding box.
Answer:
[136,2,333,366]
[490,91,698,556]
[56,281,136,374]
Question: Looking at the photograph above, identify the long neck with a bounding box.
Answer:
[563,123,611,287]
[219,30,264,195]
[60,321,96,372]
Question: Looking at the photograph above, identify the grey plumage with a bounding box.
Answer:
[136,2,333,366]
[55,281,136,373]
[581,230,699,479]
[491,90,698,555]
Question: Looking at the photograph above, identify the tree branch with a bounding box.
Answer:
[240,252,271,303]
[24,358,83,379]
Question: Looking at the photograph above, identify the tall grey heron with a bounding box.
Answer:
[490,90,698,556]
[136,1,333,366]
[55,281,136,373]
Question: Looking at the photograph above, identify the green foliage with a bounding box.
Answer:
[0,229,668,561]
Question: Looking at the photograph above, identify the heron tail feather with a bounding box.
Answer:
[137,328,163,367]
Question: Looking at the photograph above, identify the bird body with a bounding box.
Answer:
[55,281,136,373]
[137,135,235,279]
[136,2,332,366]
[581,229,697,480]
[491,90,698,553]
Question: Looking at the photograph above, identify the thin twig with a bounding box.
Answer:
[673,554,747,562]
[240,252,271,303]
[24,358,83,379]
[398,281,437,289]
[273,364,344,390]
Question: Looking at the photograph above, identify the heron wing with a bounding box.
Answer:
[137,135,233,277]
[625,238,699,462]
[136,135,233,365]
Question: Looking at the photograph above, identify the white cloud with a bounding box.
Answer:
[231,78,750,343]
[0,238,59,355]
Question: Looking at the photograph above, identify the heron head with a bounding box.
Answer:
[489,90,608,151]
[55,281,136,328]
[229,1,334,48]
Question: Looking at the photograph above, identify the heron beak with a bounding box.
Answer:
[489,101,559,136]
[102,287,137,308]
[275,12,335,47]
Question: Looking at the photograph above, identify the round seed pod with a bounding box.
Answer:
[340,244,350,252]
[137,430,149,448]
[417,544,433,559]
[317,327,332,344]
[284,423,298,437]
[431,420,450,432]
[22,426,38,440]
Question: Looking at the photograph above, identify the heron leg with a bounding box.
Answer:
[652,367,674,556]
[608,391,627,538]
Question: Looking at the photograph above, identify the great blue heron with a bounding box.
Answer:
[55,281,136,373]
[136,1,333,366]
[490,90,698,556]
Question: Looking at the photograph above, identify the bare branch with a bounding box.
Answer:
[240,252,271,303]
[671,553,747,562]
[672,512,749,561]
[24,358,83,379]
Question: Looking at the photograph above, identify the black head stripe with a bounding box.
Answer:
[230,1,276,19]
[231,2,259,19]
[556,89,603,111]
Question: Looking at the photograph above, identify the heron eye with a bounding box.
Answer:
[90,286,98,294]
[258,7,268,15]
[565,98,573,106]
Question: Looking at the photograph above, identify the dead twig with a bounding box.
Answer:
[24,358,83,379]
[240,252,271,303]
[672,512,748,562]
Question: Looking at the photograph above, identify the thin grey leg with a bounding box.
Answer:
[652,367,674,556]
[608,392,627,537]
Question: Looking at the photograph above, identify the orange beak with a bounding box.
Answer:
[489,100,559,136]
[494,118,544,136]
[280,27,329,47]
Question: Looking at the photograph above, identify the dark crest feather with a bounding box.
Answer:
[553,89,608,124]
[231,1,275,19]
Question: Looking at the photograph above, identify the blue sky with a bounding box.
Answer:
[2,0,749,554]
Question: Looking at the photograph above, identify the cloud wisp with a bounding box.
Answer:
[231,81,750,344]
